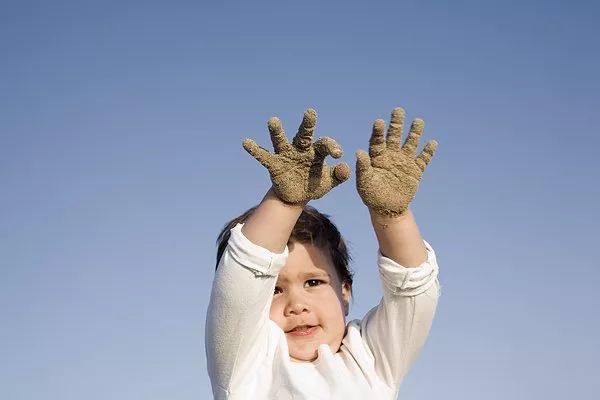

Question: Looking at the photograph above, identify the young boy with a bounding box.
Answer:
[206,107,440,399]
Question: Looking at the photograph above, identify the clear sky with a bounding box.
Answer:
[1,0,599,399]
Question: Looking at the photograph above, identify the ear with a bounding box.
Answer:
[341,281,352,316]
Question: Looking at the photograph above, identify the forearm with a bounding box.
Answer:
[369,208,427,268]
[241,187,304,253]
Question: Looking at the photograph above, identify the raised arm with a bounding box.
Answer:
[206,109,350,397]
[354,106,440,389]
[356,106,437,266]
[241,109,349,251]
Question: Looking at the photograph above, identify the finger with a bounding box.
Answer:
[242,138,271,168]
[331,162,351,187]
[369,119,386,157]
[267,117,292,153]
[386,107,405,151]
[292,108,317,152]
[314,136,343,159]
[415,139,438,172]
[402,118,424,156]
[355,149,373,184]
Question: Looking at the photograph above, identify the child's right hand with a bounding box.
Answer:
[243,108,350,204]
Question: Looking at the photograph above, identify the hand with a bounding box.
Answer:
[243,108,350,204]
[356,107,438,217]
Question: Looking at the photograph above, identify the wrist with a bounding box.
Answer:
[369,207,412,229]
[267,186,308,210]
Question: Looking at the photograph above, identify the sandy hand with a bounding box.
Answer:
[243,108,350,204]
[356,107,438,217]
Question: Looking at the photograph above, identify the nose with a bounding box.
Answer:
[283,289,310,316]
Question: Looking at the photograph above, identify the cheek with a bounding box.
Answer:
[317,290,346,322]
[269,299,285,328]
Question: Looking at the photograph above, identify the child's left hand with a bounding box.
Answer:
[356,107,438,217]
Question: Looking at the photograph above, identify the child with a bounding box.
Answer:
[206,107,441,399]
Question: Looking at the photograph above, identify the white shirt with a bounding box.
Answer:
[206,223,441,400]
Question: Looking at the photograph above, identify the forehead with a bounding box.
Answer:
[278,241,336,281]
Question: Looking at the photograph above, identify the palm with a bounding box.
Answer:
[364,151,422,212]
[356,107,438,216]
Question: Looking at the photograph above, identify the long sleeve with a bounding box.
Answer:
[205,223,288,398]
[360,239,440,391]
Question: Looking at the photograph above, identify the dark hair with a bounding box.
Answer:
[215,205,353,290]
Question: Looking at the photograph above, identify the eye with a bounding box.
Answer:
[274,286,282,295]
[305,279,324,288]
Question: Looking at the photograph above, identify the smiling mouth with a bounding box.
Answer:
[287,325,318,336]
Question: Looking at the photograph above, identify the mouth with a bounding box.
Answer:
[286,325,318,337]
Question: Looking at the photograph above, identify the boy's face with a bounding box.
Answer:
[269,241,351,362]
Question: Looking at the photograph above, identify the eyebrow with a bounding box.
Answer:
[277,271,331,283]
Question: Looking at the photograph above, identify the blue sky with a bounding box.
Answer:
[1,0,599,398]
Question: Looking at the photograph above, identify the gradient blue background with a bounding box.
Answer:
[2,0,599,398]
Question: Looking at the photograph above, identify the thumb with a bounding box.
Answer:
[355,150,372,184]
[331,162,351,188]
[243,138,271,168]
